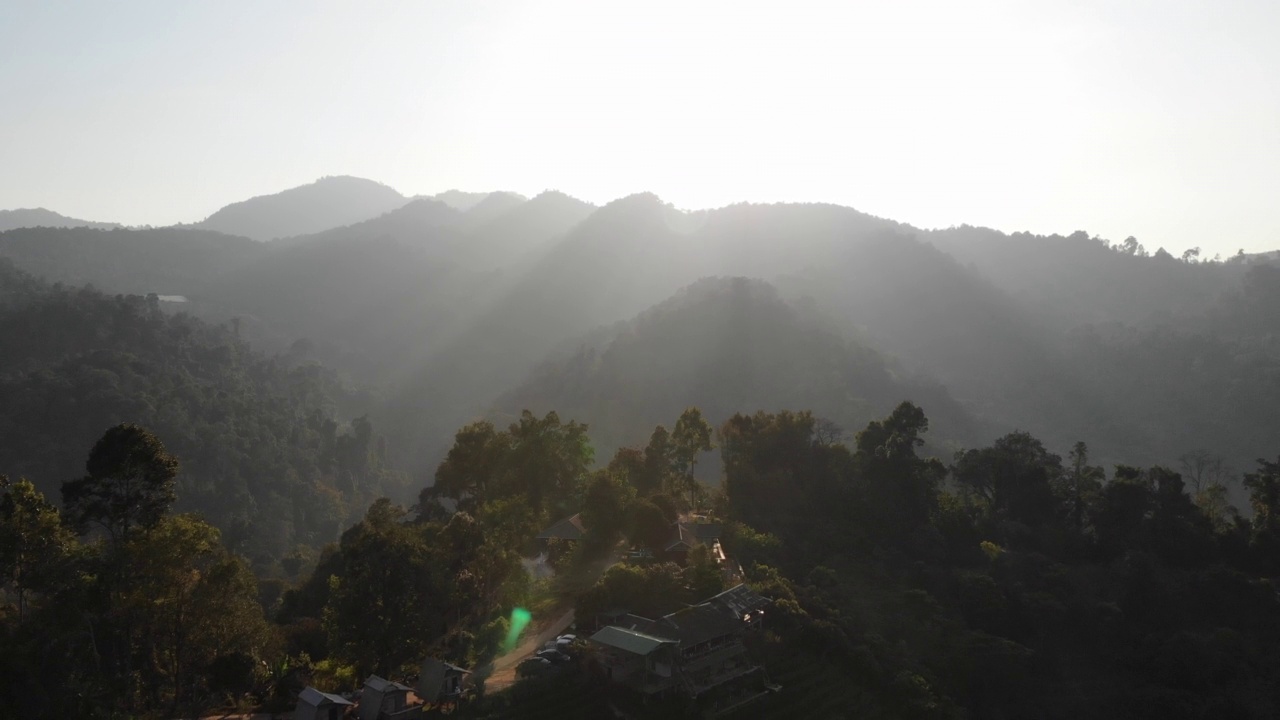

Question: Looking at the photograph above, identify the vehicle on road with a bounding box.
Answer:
[535,649,571,664]
[516,657,554,678]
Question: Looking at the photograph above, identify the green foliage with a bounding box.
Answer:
[952,431,1063,528]
[576,562,689,622]
[579,469,634,553]
[671,407,715,508]
[1244,457,1280,534]
[624,498,671,554]
[684,544,725,600]
[720,521,782,570]
[0,270,406,562]
[61,423,179,544]
[0,431,275,717]
[714,405,1280,718]
[322,500,442,677]
[427,410,592,518]
[0,476,76,621]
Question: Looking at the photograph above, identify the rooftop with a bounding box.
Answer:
[298,687,352,707]
[364,675,414,694]
[708,584,770,618]
[590,625,678,656]
[665,522,722,551]
[537,513,586,541]
[645,603,745,647]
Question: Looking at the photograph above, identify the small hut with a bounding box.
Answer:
[295,687,352,720]
[418,657,471,705]
[359,675,420,720]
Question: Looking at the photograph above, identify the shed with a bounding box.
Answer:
[418,657,471,704]
[360,675,419,720]
[295,687,352,720]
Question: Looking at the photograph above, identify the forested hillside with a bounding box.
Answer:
[4,185,1280,500]
[0,259,403,563]
[0,225,262,297]
[389,197,1280,482]
[0,207,119,232]
[498,276,980,460]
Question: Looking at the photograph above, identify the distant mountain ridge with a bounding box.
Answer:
[431,189,500,211]
[6,184,1280,482]
[0,208,119,232]
[193,175,409,240]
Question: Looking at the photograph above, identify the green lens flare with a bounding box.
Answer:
[503,607,532,653]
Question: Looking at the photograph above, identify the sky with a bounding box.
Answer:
[2,0,1278,257]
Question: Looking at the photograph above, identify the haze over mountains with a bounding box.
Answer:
[191,176,410,241]
[3,175,1279,500]
[0,207,119,232]
[10,173,1280,717]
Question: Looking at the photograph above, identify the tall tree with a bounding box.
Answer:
[642,425,677,495]
[580,470,635,552]
[1244,457,1280,535]
[1178,449,1230,495]
[855,402,945,539]
[427,410,592,516]
[123,514,272,712]
[0,476,75,620]
[324,500,443,677]
[61,424,179,545]
[1064,441,1105,531]
[671,407,715,510]
[952,432,1063,527]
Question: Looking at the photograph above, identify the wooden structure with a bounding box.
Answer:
[418,657,471,705]
[535,513,585,545]
[359,675,420,720]
[588,584,773,710]
[295,687,353,720]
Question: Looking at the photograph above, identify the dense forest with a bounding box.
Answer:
[6,401,1280,717]
[0,259,406,563]
[4,179,1280,717]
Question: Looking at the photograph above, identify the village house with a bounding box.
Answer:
[662,521,724,565]
[590,625,679,692]
[359,675,420,720]
[535,513,585,546]
[588,584,774,711]
[295,687,353,720]
[417,657,471,705]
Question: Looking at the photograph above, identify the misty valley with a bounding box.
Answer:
[5,177,1280,719]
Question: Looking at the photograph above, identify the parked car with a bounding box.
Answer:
[535,649,571,664]
[517,657,553,678]
[543,633,579,653]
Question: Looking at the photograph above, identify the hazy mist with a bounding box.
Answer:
[5,3,1280,718]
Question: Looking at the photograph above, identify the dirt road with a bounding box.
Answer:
[484,606,577,691]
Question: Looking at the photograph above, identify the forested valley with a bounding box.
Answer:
[5,179,1280,718]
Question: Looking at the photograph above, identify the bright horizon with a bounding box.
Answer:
[3,1,1278,257]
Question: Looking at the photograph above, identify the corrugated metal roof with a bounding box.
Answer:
[298,686,352,707]
[708,584,770,617]
[647,603,744,647]
[590,625,676,655]
[364,675,413,693]
[664,522,722,551]
[536,513,585,540]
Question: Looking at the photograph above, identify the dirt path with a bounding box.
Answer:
[485,606,577,691]
[481,547,626,692]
